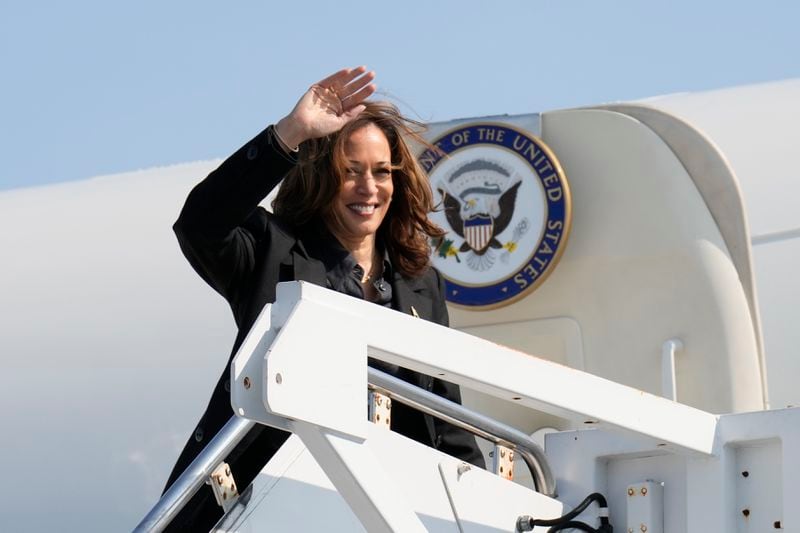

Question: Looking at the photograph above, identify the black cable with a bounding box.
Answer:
[548,521,598,532]
[532,492,606,526]
[516,492,612,532]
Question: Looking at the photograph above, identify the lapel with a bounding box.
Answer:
[291,240,328,287]
[392,271,435,320]
[252,224,326,312]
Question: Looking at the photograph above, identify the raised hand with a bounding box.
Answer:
[275,66,376,150]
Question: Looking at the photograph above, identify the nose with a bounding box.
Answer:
[356,172,379,195]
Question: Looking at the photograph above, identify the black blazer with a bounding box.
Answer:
[164,125,484,530]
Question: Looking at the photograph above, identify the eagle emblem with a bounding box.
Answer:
[437,159,525,271]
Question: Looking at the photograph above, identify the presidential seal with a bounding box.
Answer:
[419,123,571,308]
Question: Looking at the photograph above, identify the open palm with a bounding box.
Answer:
[277,66,376,147]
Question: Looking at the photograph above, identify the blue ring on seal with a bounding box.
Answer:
[420,124,569,307]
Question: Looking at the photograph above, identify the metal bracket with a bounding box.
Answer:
[492,444,514,481]
[626,480,664,533]
[206,461,239,513]
[369,391,392,430]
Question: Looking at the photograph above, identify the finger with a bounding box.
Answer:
[316,65,366,89]
[340,70,375,99]
[341,104,367,122]
[341,83,376,110]
[315,67,352,87]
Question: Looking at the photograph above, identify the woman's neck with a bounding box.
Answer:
[333,232,377,271]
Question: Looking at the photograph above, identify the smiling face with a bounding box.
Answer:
[330,123,394,247]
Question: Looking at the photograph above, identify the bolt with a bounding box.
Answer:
[641,487,648,495]
[628,488,635,496]
[275,373,282,384]
[640,524,647,532]
[376,396,382,406]
[225,467,230,476]
[216,475,223,485]
[500,449,506,458]
[509,451,514,460]
[243,377,251,390]
[386,399,391,408]
[628,529,634,533]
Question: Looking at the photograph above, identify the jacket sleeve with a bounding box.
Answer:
[173,126,297,305]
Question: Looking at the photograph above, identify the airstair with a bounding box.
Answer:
[135,281,800,532]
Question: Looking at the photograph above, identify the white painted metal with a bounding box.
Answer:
[660,339,682,401]
[232,297,368,439]
[437,460,563,533]
[213,435,369,531]
[626,481,664,533]
[289,424,427,532]
[222,281,799,532]
[544,407,800,532]
[734,441,783,533]
[637,80,800,410]
[598,102,764,383]
[234,281,718,456]
[216,432,564,532]
[543,108,762,415]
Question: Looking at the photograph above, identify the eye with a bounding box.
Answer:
[374,167,392,181]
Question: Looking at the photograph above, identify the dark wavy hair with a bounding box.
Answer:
[273,101,444,278]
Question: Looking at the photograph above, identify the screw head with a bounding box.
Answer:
[243,377,251,390]
[640,524,648,532]
[641,487,648,495]
[628,488,635,496]
[275,373,282,384]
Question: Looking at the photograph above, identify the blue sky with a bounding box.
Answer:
[2,0,798,190]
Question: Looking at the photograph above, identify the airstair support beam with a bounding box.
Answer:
[237,281,718,457]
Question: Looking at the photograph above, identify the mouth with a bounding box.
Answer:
[347,203,378,216]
